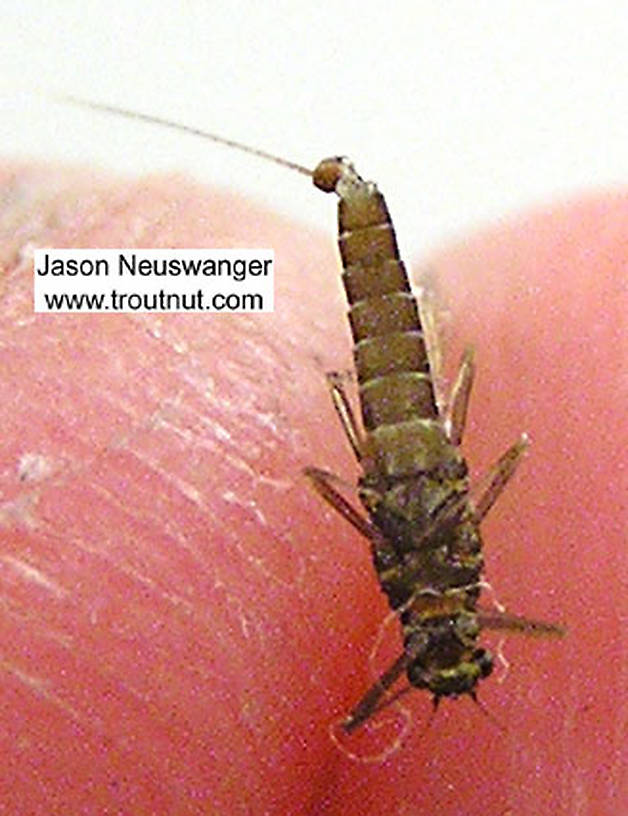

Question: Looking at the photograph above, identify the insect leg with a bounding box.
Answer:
[304,466,402,597]
[325,371,365,462]
[473,434,529,522]
[303,466,377,542]
[416,276,448,416]
[446,347,475,445]
[343,651,412,733]
[477,609,566,637]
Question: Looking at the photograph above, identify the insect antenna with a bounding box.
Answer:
[52,94,314,179]
[468,691,507,733]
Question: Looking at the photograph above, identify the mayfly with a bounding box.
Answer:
[57,96,565,733]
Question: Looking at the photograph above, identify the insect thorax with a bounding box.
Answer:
[358,420,491,698]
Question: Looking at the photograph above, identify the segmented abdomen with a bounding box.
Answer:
[313,157,451,481]
[339,188,438,429]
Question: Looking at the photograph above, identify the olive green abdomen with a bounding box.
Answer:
[333,171,439,432]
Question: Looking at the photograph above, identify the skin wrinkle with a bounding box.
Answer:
[80,402,309,592]
[64,525,240,683]
[0,555,67,598]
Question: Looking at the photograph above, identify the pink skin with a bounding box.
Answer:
[0,163,623,814]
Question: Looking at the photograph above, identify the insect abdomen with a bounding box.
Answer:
[313,157,444,479]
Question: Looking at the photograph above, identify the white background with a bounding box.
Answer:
[3,1,627,259]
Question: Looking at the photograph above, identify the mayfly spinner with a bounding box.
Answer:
[59,96,565,733]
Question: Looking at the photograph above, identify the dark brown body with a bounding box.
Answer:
[313,158,491,703]
[309,158,563,732]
